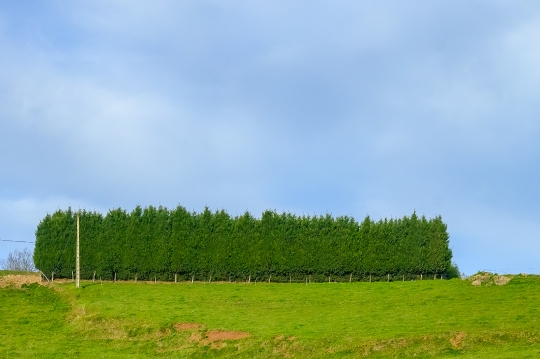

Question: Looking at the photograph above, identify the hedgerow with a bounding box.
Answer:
[34,206,452,282]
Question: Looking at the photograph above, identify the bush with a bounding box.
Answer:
[444,261,461,279]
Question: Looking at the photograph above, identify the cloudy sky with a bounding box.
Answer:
[1,1,540,275]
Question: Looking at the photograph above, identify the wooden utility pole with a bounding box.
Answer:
[76,211,80,288]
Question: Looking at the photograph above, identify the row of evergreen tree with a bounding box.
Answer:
[34,206,452,282]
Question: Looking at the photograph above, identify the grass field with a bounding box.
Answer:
[1,274,540,358]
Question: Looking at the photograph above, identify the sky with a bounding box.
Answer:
[1,1,540,275]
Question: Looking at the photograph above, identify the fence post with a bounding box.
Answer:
[39,271,50,283]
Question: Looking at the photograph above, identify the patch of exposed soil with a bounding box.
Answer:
[205,330,250,342]
[173,323,204,331]
[179,325,250,348]
[0,274,42,288]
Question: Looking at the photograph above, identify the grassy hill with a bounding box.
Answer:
[1,275,540,358]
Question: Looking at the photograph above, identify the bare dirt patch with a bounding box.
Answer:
[173,323,204,331]
[183,327,250,348]
[0,274,42,288]
[205,330,250,342]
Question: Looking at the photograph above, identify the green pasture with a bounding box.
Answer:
[1,276,540,358]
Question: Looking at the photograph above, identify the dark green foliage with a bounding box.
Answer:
[444,261,461,279]
[34,206,452,282]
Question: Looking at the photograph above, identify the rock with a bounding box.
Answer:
[493,275,511,285]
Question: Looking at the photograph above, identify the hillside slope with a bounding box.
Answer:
[1,276,540,358]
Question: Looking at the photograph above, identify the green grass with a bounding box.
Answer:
[2,276,540,358]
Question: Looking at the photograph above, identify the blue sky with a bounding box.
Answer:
[1,1,540,275]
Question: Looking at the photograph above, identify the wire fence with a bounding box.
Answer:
[1,239,538,277]
[0,239,35,243]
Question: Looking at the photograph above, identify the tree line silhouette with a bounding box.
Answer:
[34,206,452,282]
